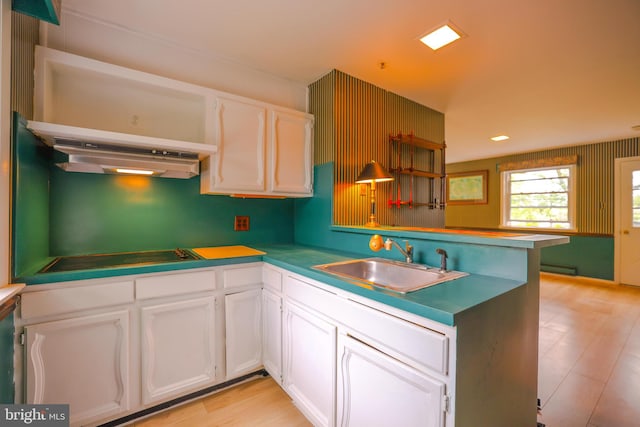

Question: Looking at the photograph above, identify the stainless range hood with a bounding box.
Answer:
[27,121,218,179]
[53,140,201,179]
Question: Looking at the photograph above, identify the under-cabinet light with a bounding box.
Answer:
[115,168,155,176]
[419,23,464,50]
[490,135,510,142]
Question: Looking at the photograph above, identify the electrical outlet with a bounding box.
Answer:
[234,216,250,231]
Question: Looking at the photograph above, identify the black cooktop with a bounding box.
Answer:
[38,248,198,273]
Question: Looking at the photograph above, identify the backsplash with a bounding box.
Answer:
[12,114,295,277]
[49,169,295,255]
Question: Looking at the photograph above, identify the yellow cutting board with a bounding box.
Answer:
[192,245,266,260]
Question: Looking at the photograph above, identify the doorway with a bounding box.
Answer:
[615,156,640,286]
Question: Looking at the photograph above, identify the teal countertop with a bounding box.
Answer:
[260,245,524,326]
[17,244,525,327]
[16,254,263,285]
[332,225,570,249]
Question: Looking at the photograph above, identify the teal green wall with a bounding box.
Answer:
[541,236,613,280]
[12,114,50,277]
[0,314,14,404]
[12,0,60,25]
[49,167,294,256]
[295,163,335,249]
[12,114,295,276]
[295,163,531,282]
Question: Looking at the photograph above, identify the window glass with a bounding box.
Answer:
[502,166,575,230]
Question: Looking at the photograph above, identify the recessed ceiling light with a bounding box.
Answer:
[491,135,510,142]
[419,22,464,50]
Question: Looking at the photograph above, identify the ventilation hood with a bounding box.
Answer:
[26,121,218,179]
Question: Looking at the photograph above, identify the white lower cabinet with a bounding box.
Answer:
[262,289,282,384]
[24,310,131,427]
[140,295,217,405]
[225,289,262,378]
[337,333,446,427]
[17,262,459,427]
[275,266,454,427]
[283,300,336,427]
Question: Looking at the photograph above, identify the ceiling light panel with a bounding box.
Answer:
[491,135,510,142]
[419,22,464,50]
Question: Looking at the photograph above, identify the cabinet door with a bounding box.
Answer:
[211,96,267,192]
[225,289,262,378]
[25,310,131,426]
[269,109,313,195]
[262,289,282,384]
[140,296,216,405]
[283,301,336,427]
[337,334,446,427]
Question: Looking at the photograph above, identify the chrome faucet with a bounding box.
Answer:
[384,238,414,263]
[435,248,448,272]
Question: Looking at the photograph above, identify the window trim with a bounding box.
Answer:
[500,164,577,232]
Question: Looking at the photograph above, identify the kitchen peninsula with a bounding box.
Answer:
[13,225,567,427]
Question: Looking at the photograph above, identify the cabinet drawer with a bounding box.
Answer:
[342,300,449,376]
[21,281,134,321]
[223,264,263,289]
[136,270,216,300]
[284,275,341,318]
[262,265,282,292]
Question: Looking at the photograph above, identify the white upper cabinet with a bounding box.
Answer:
[32,46,215,150]
[201,97,314,197]
[207,96,267,193]
[31,46,313,194]
[269,108,314,195]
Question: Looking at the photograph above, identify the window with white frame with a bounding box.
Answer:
[501,165,576,230]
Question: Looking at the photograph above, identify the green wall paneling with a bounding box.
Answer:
[541,235,613,280]
[12,113,51,278]
[295,162,335,249]
[48,167,295,256]
[0,314,14,403]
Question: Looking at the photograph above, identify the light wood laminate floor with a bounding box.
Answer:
[537,273,640,427]
[133,273,640,426]
[132,376,311,427]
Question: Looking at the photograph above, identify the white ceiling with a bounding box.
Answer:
[61,0,640,163]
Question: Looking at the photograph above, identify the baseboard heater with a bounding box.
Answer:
[541,263,577,276]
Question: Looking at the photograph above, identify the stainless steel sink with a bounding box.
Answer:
[313,257,468,293]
